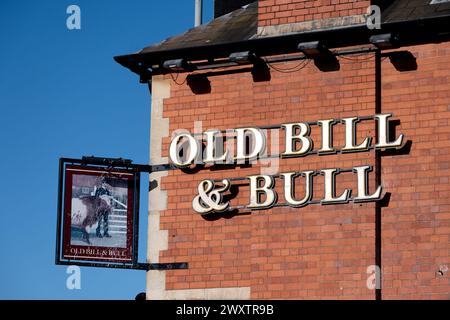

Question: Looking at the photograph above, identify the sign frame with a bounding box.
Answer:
[55,156,188,271]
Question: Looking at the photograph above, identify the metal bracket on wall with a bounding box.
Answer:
[56,260,188,271]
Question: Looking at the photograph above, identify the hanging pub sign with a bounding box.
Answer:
[55,157,188,271]
[55,157,141,268]
[168,113,406,215]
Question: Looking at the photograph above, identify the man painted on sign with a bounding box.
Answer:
[70,177,114,244]
[94,178,112,238]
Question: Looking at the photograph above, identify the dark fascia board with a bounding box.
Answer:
[114,15,450,78]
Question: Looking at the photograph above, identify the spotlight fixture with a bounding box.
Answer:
[297,41,333,58]
[162,58,191,71]
[298,41,339,72]
[229,51,271,82]
[229,51,257,64]
[369,33,399,50]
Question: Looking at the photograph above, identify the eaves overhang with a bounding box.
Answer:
[114,14,450,79]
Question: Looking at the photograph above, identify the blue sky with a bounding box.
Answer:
[0,0,213,299]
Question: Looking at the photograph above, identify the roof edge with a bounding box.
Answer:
[114,14,450,79]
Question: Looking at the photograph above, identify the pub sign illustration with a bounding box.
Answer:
[63,165,136,262]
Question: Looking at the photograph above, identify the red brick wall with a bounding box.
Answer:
[381,43,450,299]
[258,0,371,27]
[155,42,450,299]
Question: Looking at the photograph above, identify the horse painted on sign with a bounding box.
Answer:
[71,196,112,244]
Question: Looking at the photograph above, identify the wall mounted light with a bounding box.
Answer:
[229,51,257,64]
[297,41,333,58]
[369,33,399,50]
[229,51,271,82]
[162,58,191,71]
[298,41,340,72]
